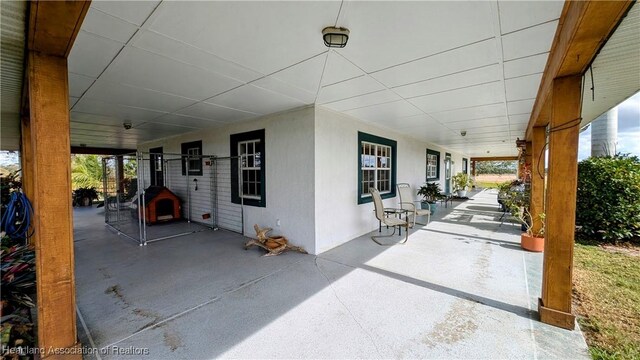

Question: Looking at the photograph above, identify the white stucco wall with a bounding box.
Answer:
[138,106,317,253]
[313,107,468,253]
[138,105,468,255]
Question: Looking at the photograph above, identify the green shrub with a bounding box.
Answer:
[576,154,640,242]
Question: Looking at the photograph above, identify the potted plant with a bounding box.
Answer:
[73,187,99,207]
[417,182,442,215]
[504,186,545,252]
[452,172,470,197]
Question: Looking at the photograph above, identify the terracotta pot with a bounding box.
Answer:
[521,233,544,252]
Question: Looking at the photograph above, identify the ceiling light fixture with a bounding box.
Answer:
[322,26,350,48]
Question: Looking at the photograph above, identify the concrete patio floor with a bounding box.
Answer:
[74,190,589,359]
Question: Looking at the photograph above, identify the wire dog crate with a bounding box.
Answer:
[102,152,245,245]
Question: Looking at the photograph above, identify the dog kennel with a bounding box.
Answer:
[102,152,245,245]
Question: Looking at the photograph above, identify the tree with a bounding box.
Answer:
[71,155,103,190]
[476,161,517,175]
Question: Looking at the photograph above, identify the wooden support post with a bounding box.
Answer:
[117,155,125,195]
[524,141,532,181]
[471,160,476,178]
[530,126,546,236]
[27,52,80,358]
[538,75,582,330]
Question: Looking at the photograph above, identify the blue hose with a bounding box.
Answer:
[1,191,34,240]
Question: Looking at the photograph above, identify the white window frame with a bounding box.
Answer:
[186,147,201,174]
[427,153,438,179]
[361,141,392,197]
[238,139,261,200]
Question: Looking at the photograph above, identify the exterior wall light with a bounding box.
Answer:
[322,27,350,48]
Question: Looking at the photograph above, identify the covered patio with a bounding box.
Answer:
[74,189,588,359]
[1,0,638,357]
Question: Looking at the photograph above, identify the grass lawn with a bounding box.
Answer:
[573,241,640,360]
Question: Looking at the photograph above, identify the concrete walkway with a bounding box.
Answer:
[74,190,589,359]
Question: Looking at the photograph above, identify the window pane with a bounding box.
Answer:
[255,152,261,167]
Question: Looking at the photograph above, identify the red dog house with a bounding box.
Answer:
[134,186,182,224]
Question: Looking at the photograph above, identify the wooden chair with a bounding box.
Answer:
[369,188,409,245]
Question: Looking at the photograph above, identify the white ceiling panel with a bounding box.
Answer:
[317,76,385,104]
[339,1,494,72]
[149,113,224,129]
[448,116,510,129]
[207,85,305,115]
[68,31,123,77]
[100,46,242,101]
[509,114,531,124]
[395,124,460,143]
[73,98,166,122]
[321,52,365,86]
[581,3,640,125]
[344,100,423,124]
[430,103,507,123]
[147,1,339,74]
[386,120,453,135]
[252,77,316,104]
[498,1,564,35]
[507,99,535,115]
[135,121,198,134]
[447,123,509,134]
[91,1,160,26]
[81,8,138,43]
[510,123,528,133]
[68,73,95,98]
[379,114,443,130]
[504,53,548,79]
[502,21,558,61]
[72,111,145,127]
[322,90,401,112]
[71,121,124,133]
[270,53,326,94]
[394,64,502,99]
[133,30,262,83]
[463,132,510,140]
[409,81,505,113]
[177,102,258,123]
[56,1,564,154]
[505,73,543,101]
[83,79,195,113]
[371,39,499,88]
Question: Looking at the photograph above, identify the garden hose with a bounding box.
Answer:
[1,191,34,240]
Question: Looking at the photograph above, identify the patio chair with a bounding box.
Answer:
[397,183,431,227]
[370,188,409,245]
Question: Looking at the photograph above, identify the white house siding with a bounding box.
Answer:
[313,106,468,253]
[139,105,468,254]
[211,157,243,233]
[139,106,317,253]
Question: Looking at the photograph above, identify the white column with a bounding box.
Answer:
[591,108,618,157]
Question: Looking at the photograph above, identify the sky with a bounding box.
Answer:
[578,91,640,160]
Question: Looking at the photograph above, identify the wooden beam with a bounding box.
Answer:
[469,156,518,162]
[539,75,582,330]
[530,126,546,236]
[525,0,633,140]
[27,52,81,358]
[27,1,90,57]
[21,1,90,357]
[71,146,136,155]
[523,141,533,181]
